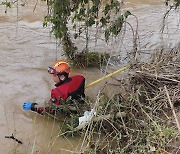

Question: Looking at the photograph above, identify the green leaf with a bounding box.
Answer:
[105,29,110,42]
[117,15,124,25]
[83,0,88,4]
[124,10,131,18]
[91,5,98,13]
[79,8,85,16]
[104,4,111,15]
[110,25,118,35]
[73,24,76,29]
[74,33,78,39]
[100,17,107,27]
[6,2,11,8]
[92,0,101,6]
[86,16,95,26]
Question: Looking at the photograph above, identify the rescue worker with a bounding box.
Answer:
[22,59,85,115]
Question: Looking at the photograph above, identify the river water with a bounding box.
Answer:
[0,0,179,153]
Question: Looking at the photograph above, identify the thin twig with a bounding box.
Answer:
[5,134,23,144]
[164,86,180,133]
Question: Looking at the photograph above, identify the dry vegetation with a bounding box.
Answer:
[57,46,180,154]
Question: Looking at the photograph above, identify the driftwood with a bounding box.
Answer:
[75,111,126,131]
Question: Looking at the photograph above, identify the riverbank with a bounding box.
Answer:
[63,46,180,153]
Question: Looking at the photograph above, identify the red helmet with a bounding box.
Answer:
[48,59,71,74]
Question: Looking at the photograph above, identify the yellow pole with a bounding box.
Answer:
[85,65,129,88]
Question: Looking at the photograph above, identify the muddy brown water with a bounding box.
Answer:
[0,0,179,153]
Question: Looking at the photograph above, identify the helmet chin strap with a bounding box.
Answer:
[57,75,63,83]
[57,74,66,84]
[58,75,61,83]
[57,72,69,81]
